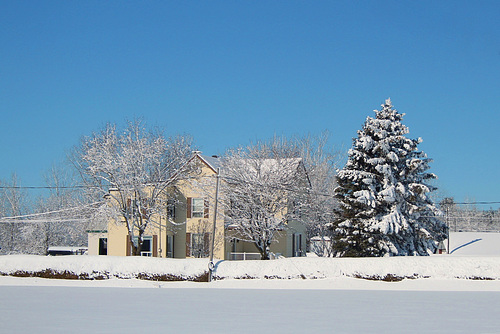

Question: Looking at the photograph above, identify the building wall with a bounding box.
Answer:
[107,222,129,256]
[176,158,226,259]
[285,220,307,257]
[87,232,108,256]
[225,221,307,259]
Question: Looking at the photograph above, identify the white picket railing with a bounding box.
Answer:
[228,252,261,260]
[228,252,282,260]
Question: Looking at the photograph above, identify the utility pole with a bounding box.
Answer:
[158,215,162,258]
[208,167,221,282]
[446,206,450,254]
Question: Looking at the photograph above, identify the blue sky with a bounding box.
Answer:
[1,1,499,208]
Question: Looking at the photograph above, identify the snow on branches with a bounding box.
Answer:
[333,99,447,257]
[220,139,308,260]
[73,120,194,256]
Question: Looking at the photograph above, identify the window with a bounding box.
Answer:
[192,198,204,218]
[133,236,153,257]
[141,238,152,256]
[98,238,107,255]
[187,198,208,218]
[166,235,174,258]
[190,233,209,258]
[127,198,148,218]
[167,199,176,219]
[292,233,303,257]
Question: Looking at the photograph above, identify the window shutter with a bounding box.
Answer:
[204,199,209,218]
[187,198,192,218]
[153,235,158,257]
[186,233,191,257]
[292,233,296,257]
[126,235,131,256]
[204,233,210,256]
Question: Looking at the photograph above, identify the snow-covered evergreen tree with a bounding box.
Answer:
[333,99,447,257]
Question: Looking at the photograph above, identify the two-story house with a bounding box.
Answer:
[88,152,307,259]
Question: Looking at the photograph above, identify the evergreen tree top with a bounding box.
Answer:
[374,98,404,122]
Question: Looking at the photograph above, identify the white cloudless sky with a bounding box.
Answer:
[0,1,499,208]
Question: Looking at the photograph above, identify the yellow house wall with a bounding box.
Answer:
[150,213,187,259]
[107,222,129,256]
[225,219,307,258]
[226,230,288,258]
[177,160,226,259]
[104,185,187,258]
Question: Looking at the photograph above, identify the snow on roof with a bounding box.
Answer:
[48,247,88,252]
[198,154,306,177]
[311,236,331,241]
[199,154,222,171]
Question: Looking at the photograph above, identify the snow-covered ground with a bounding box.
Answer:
[2,284,500,333]
[1,232,500,333]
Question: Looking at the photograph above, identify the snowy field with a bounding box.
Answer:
[2,232,500,333]
[1,283,500,333]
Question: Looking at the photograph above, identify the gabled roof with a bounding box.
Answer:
[182,152,311,187]
[198,154,222,172]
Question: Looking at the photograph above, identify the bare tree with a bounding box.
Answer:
[221,137,308,260]
[0,174,29,254]
[294,133,342,256]
[70,120,194,255]
[21,164,88,255]
[440,197,500,232]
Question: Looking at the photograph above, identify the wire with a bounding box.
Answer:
[0,218,90,224]
[0,201,104,224]
[0,172,498,227]
[1,172,499,207]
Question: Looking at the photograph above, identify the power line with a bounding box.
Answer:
[3,176,499,207]
[0,218,91,224]
[0,175,203,190]
[452,201,500,205]
[0,202,104,224]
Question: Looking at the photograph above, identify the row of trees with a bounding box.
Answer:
[3,99,488,257]
[440,198,500,232]
[0,167,88,255]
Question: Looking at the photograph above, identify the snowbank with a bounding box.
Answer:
[1,254,500,282]
[2,232,500,285]
[0,255,209,281]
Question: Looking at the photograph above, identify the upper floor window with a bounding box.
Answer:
[187,197,209,218]
[192,198,204,217]
[126,198,147,218]
[167,199,176,219]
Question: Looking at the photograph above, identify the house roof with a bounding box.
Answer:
[187,152,310,186]
[198,154,222,172]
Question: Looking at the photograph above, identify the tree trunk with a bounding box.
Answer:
[128,233,143,256]
[257,242,271,260]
